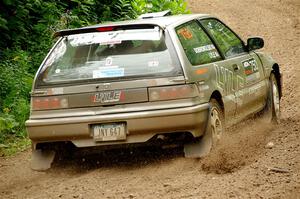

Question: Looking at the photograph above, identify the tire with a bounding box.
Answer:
[210,99,225,146]
[183,98,225,157]
[262,73,280,123]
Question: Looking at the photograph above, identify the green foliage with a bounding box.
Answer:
[0,135,31,156]
[132,0,191,15]
[114,0,138,20]
[0,49,33,146]
[0,0,190,154]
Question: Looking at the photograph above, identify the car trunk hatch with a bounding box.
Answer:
[31,76,186,111]
[31,25,186,111]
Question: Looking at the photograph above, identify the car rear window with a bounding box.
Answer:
[38,26,182,85]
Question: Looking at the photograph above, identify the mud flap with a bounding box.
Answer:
[31,149,56,171]
[184,106,212,158]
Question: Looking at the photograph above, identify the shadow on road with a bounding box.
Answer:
[51,145,184,173]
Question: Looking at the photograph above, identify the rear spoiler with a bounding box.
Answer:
[138,10,171,19]
[54,24,163,38]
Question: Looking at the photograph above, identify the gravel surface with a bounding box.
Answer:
[0,0,299,198]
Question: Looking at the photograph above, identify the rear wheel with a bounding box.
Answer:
[210,99,225,147]
[262,73,280,123]
[183,98,224,157]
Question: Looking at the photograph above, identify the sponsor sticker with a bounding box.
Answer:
[93,67,124,78]
[242,58,258,76]
[193,44,215,54]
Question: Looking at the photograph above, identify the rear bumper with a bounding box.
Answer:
[26,103,210,147]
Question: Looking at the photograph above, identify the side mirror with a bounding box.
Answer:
[247,37,264,51]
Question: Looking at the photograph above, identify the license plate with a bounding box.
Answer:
[92,123,126,141]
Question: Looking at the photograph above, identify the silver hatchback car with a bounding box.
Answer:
[26,11,282,170]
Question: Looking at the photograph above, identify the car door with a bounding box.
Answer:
[174,20,237,120]
[200,18,268,121]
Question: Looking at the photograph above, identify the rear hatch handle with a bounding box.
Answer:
[169,77,186,83]
[30,90,48,96]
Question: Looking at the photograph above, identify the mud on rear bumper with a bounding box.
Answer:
[26,103,210,148]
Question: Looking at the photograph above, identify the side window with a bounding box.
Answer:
[201,19,246,58]
[176,20,221,66]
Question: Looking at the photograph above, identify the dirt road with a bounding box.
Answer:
[1,0,299,198]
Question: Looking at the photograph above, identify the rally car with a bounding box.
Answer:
[26,11,282,170]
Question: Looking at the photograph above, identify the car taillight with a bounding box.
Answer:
[148,85,198,101]
[96,26,115,32]
[32,96,68,110]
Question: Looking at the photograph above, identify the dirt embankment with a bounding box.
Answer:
[0,0,299,198]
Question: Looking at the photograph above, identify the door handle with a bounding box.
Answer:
[232,64,239,71]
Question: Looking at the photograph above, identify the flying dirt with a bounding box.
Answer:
[0,0,299,198]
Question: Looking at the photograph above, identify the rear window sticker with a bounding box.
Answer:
[55,69,61,74]
[242,58,258,76]
[105,57,113,66]
[177,28,193,40]
[148,61,159,67]
[193,44,215,54]
[93,67,124,78]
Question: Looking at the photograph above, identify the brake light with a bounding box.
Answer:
[96,26,115,32]
[149,85,197,101]
[32,97,68,110]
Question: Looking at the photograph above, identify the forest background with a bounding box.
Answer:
[0,0,190,155]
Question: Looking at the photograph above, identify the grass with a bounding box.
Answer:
[0,135,31,156]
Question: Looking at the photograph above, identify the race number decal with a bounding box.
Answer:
[242,58,258,76]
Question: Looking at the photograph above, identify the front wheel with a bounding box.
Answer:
[262,73,280,123]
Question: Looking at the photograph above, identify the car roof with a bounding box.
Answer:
[88,14,209,28]
[55,14,211,37]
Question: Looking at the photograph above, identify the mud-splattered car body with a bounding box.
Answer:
[26,12,282,170]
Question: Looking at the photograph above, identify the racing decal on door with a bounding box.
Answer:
[214,64,245,106]
[214,64,245,95]
[242,58,260,82]
[242,58,258,75]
